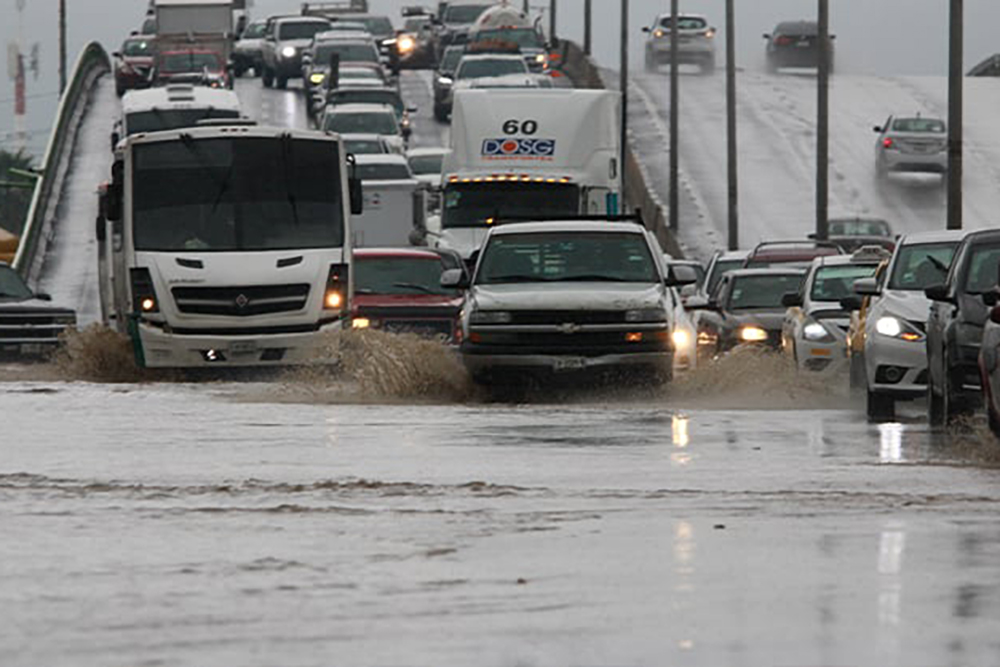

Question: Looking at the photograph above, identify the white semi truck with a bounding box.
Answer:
[97,125,362,368]
[154,0,236,64]
[416,88,622,259]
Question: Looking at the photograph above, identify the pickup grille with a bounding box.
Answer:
[508,311,627,325]
[0,310,76,343]
[171,284,310,317]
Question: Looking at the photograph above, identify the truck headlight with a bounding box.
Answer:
[803,321,834,342]
[875,316,922,342]
[130,267,160,314]
[739,326,768,342]
[625,308,667,323]
[324,264,349,312]
[281,45,297,59]
[470,310,512,325]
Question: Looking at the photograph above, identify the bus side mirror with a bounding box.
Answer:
[105,161,124,222]
[349,176,364,215]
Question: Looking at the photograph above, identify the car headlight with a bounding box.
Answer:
[739,325,768,343]
[625,308,667,323]
[875,316,923,342]
[281,45,296,59]
[309,72,325,84]
[654,29,666,39]
[470,310,512,325]
[437,76,453,86]
[398,35,416,53]
[534,53,547,64]
[803,321,834,342]
[672,328,691,350]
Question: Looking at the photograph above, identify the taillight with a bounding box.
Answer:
[883,137,894,149]
[775,36,793,46]
[324,264,349,312]
[130,267,160,314]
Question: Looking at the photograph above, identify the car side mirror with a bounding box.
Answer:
[407,106,418,113]
[925,283,952,303]
[642,27,650,33]
[666,264,699,287]
[840,296,863,312]
[402,126,412,139]
[762,34,771,40]
[440,268,469,290]
[34,292,52,301]
[112,51,123,59]
[679,283,698,299]
[685,295,714,311]
[991,305,1000,325]
[853,277,881,297]
[110,131,120,151]
[983,290,1000,307]
[781,292,803,308]
[873,126,883,133]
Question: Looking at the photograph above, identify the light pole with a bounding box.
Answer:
[947,0,963,230]
[549,0,557,44]
[584,0,592,55]
[669,0,679,231]
[59,0,67,95]
[619,0,629,213]
[815,0,830,242]
[726,0,738,250]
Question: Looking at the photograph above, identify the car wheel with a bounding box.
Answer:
[276,75,288,90]
[867,388,895,422]
[928,354,946,426]
[262,67,274,88]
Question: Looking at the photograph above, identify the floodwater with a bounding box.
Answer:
[3,335,1000,667]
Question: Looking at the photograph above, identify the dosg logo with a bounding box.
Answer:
[481,138,556,157]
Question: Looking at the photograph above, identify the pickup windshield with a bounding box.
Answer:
[442,183,578,229]
[125,108,240,135]
[887,242,957,290]
[356,257,457,296]
[132,137,344,252]
[0,265,33,300]
[279,21,332,40]
[477,232,658,285]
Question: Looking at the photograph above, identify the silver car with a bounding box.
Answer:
[874,115,948,181]
[643,13,717,74]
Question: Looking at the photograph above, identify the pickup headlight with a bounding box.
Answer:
[281,45,297,59]
[803,321,835,343]
[470,310,512,325]
[875,316,923,342]
[739,325,768,342]
[625,308,667,323]
[398,35,416,54]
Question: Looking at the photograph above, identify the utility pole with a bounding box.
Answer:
[669,0,679,231]
[584,0,592,56]
[59,0,67,94]
[619,0,629,213]
[549,0,557,44]
[947,0,963,230]
[726,0,738,250]
[815,0,830,241]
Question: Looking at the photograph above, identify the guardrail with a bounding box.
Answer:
[12,42,111,285]
[556,40,684,258]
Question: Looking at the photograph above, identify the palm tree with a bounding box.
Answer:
[0,149,37,236]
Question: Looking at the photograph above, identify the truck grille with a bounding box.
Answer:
[171,284,310,317]
[0,310,76,343]
[509,311,627,325]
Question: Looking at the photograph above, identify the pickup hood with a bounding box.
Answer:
[355,294,462,310]
[471,283,665,312]
[436,227,489,260]
[877,289,933,323]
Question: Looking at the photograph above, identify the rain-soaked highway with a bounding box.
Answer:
[3,77,1000,666]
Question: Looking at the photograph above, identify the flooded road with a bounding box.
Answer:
[3,362,1000,666]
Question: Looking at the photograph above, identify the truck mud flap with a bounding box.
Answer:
[127,314,147,368]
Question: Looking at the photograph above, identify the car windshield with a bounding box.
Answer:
[445,5,490,24]
[658,16,708,30]
[323,111,398,135]
[404,17,432,31]
[810,264,879,302]
[356,257,457,296]
[132,137,344,252]
[122,39,154,56]
[125,108,240,135]
[443,183,579,228]
[964,244,1000,294]
[241,22,267,39]
[728,274,804,310]
[441,47,464,72]
[777,22,817,36]
[355,162,411,180]
[706,258,744,297]
[279,21,331,40]
[339,67,383,81]
[473,28,543,48]
[477,232,658,285]
[457,58,528,78]
[161,52,221,73]
[344,138,388,154]
[828,219,892,237]
[357,16,393,37]
[887,242,957,290]
[315,42,380,63]
[0,265,33,299]
[328,91,403,115]
[891,118,946,133]
[408,154,444,175]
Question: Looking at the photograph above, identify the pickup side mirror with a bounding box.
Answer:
[853,277,881,297]
[34,292,52,302]
[781,292,803,308]
[440,268,469,290]
[666,264,699,288]
[925,283,952,303]
[685,295,715,311]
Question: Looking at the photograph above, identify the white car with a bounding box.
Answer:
[642,13,717,74]
[855,230,966,420]
[321,103,405,153]
[782,248,889,372]
[439,54,530,116]
[445,220,698,388]
[874,115,948,180]
[406,147,448,188]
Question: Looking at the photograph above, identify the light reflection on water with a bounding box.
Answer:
[879,423,905,463]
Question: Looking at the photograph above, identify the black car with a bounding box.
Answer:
[0,263,77,358]
[763,21,835,73]
[432,44,464,122]
[925,230,1000,424]
[692,267,806,355]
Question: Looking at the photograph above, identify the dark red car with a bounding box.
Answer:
[352,248,466,342]
[152,50,231,89]
[744,240,844,269]
[113,35,156,96]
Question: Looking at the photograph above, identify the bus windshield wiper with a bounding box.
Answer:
[280,133,300,226]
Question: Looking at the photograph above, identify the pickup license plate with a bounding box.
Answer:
[229,340,259,355]
[553,357,586,372]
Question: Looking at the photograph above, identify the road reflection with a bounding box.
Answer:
[879,423,905,463]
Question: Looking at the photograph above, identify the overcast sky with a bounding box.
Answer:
[2,0,999,156]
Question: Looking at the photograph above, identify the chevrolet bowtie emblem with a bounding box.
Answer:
[558,323,580,334]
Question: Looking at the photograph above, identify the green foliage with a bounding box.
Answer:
[0,149,36,236]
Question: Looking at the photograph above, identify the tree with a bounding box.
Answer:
[0,149,37,236]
